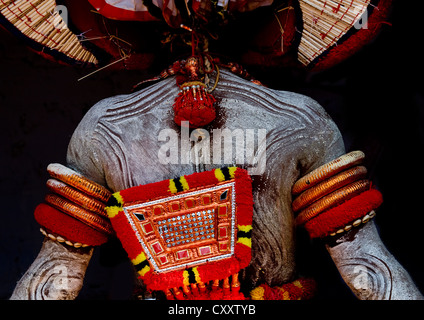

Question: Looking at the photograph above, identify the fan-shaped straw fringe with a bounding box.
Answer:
[0,0,98,64]
[298,0,371,66]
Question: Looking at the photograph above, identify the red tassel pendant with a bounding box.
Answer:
[173,56,217,128]
[174,80,216,128]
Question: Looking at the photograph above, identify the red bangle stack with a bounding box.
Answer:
[34,163,114,247]
[292,151,383,239]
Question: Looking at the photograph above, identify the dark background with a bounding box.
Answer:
[1,1,423,300]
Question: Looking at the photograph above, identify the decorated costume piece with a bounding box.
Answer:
[34,163,113,247]
[106,167,252,299]
[5,0,423,301]
[292,151,383,238]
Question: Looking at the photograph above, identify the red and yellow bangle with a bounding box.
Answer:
[292,150,365,195]
[327,210,376,237]
[46,179,108,218]
[40,227,91,248]
[292,165,367,212]
[45,194,114,235]
[34,163,113,247]
[47,163,111,202]
[34,203,109,246]
[303,189,383,238]
[295,179,370,226]
[292,151,383,239]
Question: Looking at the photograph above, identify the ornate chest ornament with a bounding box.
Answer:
[106,167,253,299]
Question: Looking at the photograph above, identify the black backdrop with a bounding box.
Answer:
[1,0,423,300]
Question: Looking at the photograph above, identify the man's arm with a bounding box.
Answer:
[10,239,93,300]
[11,117,113,300]
[326,220,423,299]
[287,98,423,299]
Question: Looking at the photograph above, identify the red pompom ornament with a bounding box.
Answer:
[133,53,260,129]
[172,56,217,128]
[174,81,216,128]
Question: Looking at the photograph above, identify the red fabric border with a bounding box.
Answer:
[120,179,171,204]
[109,210,143,260]
[234,168,254,226]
